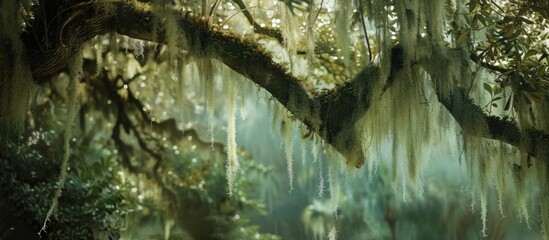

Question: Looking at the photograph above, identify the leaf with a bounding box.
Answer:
[456,30,470,46]
[525,49,538,59]
[469,1,480,12]
[503,44,514,54]
[483,83,493,95]
[478,14,487,26]
[503,24,515,37]
[518,7,528,16]
[492,103,498,107]
[539,53,548,62]
[472,14,479,28]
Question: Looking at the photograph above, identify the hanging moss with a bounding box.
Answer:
[335,0,352,65]
[480,186,488,237]
[423,0,445,43]
[283,111,294,192]
[312,134,320,163]
[541,192,549,238]
[271,100,282,135]
[301,140,307,166]
[223,66,239,196]
[39,48,83,235]
[318,156,325,197]
[94,36,105,77]
[279,3,300,58]
[328,226,338,240]
[305,0,317,75]
[198,57,218,147]
[239,82,248,119]
[327,158,340,215]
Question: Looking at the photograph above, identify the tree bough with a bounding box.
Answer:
[21,1,549,166]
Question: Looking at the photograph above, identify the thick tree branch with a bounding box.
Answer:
[423,44,549,161]
[22,1,549,166]
[110,3,375,166]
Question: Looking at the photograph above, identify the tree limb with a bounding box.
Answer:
[22,1,549,166]
[423,44,549,161]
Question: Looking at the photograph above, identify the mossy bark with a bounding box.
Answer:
[18,1,549,166]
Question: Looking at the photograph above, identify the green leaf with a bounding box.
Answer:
[456,30,470,46]
[525,50,538,59]
[478,14,487,26]
[539,53,548,62]
[503,24,515,37]
[494,87,503,95]
[468,2,477,12]
[483,83,492,95]
[472,14,479,28]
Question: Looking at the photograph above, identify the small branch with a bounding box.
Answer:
[230,0,284,42]
[355,0,372,62]
[470,52,509,73]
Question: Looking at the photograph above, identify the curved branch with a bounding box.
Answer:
[424,44,549,161]
[22,1,549,166]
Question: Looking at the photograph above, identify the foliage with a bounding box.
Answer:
[2,0,549,239]
[0,45,279,239]
[0,122,132,239]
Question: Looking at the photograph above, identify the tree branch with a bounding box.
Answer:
[22,1,549,166]
[424,44,549,161]
[230,0,284,42]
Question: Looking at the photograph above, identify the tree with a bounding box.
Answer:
[1,0,549,238]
